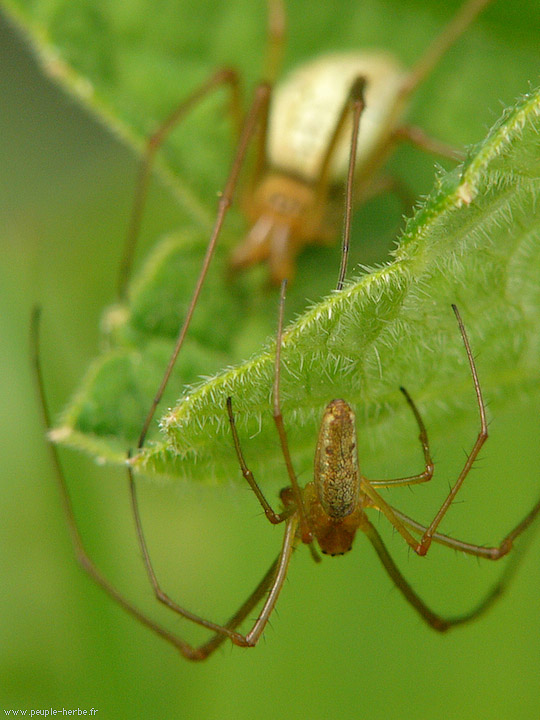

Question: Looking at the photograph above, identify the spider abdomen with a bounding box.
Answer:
[268,52,407,183]
[314,398,360,519]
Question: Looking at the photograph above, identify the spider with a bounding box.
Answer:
[118,0,494,292]
[33,284,540,661]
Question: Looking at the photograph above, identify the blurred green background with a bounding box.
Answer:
[1,0,539,718]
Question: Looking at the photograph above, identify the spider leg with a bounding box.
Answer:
[135,83,271,450]
[271,280,313,541]
[371,0,492,187]
[130,456,298,653]
[336,77,366,290]
[360,479,425,552]
[227,396,291,524]
[363,306,487,556]
[398,0,493,101]
[118,0,287,299]
[361,515,533,632]
[34,308,278,660]
[387,497,540,560]
[369,386,434,487]
[127,464,258,643]
[392,124,464,161]
[241,514,299,647]
[263,0,286,85]
[117,67,242,300]
[415,304,488,555]
[362,517,450,631]
[196,552,282,658]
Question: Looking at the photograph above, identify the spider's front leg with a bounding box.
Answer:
[360,305,485,558]
[415,304,488,556]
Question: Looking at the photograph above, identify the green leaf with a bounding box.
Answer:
[7,0,538,482]
[52,88,540,484]
[3,0,539,258]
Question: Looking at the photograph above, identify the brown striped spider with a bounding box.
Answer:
[33,286,540,660]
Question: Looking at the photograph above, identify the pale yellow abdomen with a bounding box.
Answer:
[268,51,407,183]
